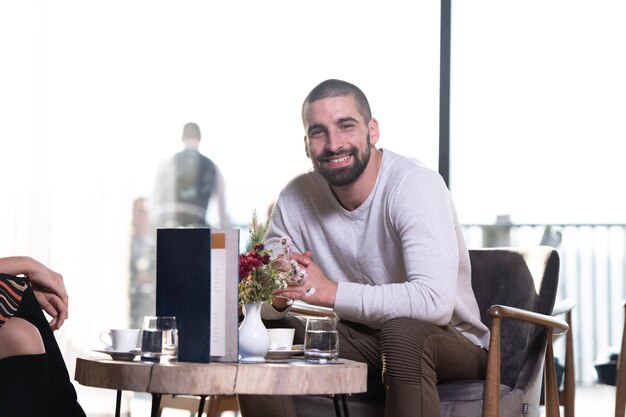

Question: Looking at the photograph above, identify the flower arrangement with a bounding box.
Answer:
[238,212,307,306]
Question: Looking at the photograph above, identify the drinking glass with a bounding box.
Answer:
[304,317,339,362]
[140,316,178,363]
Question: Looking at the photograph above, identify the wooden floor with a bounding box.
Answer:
[78,383,619,417]
[540,383,617,417]
[139,385,622,417]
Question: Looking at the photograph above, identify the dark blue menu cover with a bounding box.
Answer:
[156,228,212,363]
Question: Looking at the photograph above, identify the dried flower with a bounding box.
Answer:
[239,211,307,306]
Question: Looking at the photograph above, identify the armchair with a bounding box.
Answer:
[292,246,568,417]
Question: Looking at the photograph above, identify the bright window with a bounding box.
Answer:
[450,0,626,224]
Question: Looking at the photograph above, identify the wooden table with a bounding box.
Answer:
[75,357,367,417]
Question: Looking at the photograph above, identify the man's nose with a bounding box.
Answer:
[325,130,343,153]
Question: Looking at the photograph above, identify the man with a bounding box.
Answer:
[240,79,489,417]
[152,122,228,228]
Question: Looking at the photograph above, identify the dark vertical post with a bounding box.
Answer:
[439,0,452,188]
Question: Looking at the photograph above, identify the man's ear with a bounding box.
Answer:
[304,136,310,158]
[368,118,380,146]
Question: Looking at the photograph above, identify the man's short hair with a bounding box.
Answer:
[302,79,372,125]
[182,122,201,141]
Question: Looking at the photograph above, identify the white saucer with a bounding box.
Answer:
[265,344,304,360]
[93,349,140,361]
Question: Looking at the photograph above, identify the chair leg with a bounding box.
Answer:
[207,395,240,417]
[544,334,561,417]
[562,309,575,417]
[483,317,502,417]
[615,302,626,417]
[206,395,217,417]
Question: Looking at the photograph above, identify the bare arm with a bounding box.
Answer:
[0,256,69,330]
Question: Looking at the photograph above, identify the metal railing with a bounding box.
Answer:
[462,223,626,384]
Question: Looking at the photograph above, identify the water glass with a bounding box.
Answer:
[140,316,178,363]
[304,317,339,362]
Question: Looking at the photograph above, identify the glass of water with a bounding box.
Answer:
[304,316,339,363]
[140,316,178,363]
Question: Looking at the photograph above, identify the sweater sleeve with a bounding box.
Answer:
[0,274,29,328]
[332,168,461,327]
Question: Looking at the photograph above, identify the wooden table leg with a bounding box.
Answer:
[151,393,162,417]
[115,390,122,417]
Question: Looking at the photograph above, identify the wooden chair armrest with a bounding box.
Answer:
[483,304,569,417]
[552,297,575,317]
[488,305,569,334]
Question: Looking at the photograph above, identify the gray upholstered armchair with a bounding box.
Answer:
[292,246,568,417]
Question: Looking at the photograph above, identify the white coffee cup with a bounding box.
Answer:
[100,329,141,352]
[267,328,295,351]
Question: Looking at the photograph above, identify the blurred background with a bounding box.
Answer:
[1,1,625,415]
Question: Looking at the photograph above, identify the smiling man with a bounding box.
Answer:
[238,79,490,417]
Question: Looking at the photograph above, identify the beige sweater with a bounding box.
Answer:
[265,149,490,348]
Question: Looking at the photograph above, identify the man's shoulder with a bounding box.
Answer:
[284,169,320,189]
[383,150,441,181]
[278,170,322,202]
[199,153,217,168]
[182,150,217,170]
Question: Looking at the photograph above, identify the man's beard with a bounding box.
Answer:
[314,135,372,187]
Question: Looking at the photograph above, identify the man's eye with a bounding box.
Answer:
[309,130,324,137]
[339,123,355,130]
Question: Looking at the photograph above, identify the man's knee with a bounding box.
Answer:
[380,318,442,384]
[381,318,440,350]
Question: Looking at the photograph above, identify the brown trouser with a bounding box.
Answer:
[238,315,488,417]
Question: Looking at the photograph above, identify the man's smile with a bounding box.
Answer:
[319,152,353,168]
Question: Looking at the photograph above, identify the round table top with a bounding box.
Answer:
[75,357,367,396]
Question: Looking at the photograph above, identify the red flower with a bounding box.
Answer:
[239,247,271,281]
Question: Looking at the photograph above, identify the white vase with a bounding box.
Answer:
[238,302,270,363]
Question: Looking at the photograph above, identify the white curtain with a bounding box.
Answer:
[1,1,440,412]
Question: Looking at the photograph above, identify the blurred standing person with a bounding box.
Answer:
[129,197,156,329]
[153,122,229,228]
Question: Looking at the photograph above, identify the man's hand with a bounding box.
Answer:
[272,251,337,310]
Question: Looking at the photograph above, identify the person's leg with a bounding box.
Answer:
[0,315,50,417]
[334,320,385,401]
[0,354,52,417]
[12,286,86,417]
[380,318,488,417]
[0,316,45,359]
[238,316,385,417]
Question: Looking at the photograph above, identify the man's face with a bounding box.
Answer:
[303,95,378,187]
